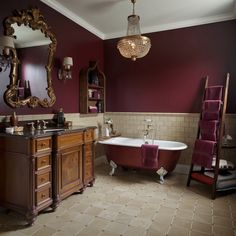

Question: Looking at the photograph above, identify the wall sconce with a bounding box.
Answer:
[0,36,15,72]
[58,57,73,80]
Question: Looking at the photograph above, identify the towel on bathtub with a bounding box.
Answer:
[141,144,159,168]
[192,139,216,168]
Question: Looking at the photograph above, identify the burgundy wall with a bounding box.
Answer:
[104,20,236,113]
[0,0,104,115]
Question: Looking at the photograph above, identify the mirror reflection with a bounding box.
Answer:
[3,8,57,108]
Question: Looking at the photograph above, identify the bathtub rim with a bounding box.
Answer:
[99,136,187,151]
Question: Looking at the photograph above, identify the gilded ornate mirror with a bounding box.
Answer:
[3,8,57,108]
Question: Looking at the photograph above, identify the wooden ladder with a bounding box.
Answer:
[187,73,230,199]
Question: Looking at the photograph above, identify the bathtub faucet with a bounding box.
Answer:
[143,119,153,144]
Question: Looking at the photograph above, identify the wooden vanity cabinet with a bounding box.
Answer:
[83,129,95,187]
[0,135,53,225]
[52,131,84,207]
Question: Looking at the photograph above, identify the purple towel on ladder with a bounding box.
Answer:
[199,120,219,141]
[205,86,223,100]
[202,111,220,121]
[192,139,216,168]
[141,144,158,168]
[202,100,222,111]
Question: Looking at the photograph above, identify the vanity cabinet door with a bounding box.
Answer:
[58,145,83,199]
[53,132,84,203]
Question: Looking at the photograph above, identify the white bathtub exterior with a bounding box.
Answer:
[99,137,187,151]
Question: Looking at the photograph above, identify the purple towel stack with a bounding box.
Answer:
[191,84,223,168]
[204,86,223,100]
[192,139,216,168]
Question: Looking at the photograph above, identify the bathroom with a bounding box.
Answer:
[0,0,236,235]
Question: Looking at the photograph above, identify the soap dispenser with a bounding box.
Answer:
[57,108,65,126]
[10,112,18,127]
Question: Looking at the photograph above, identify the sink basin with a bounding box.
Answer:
[44,128,65,132]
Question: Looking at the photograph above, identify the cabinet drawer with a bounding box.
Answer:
[36,188,50,206]
[36,155,50,170]
[57,133,83,149]
[36,172,50,188]
[35,138,51,153]
[84,129,94,142]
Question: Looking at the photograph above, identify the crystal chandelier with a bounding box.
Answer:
[117,0,151,61]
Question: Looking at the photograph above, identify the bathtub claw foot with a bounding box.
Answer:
[156,167,168,184]
[109,160,117,176]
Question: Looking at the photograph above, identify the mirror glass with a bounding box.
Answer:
[3,8,57,108]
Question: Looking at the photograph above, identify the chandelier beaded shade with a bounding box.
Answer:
[117,0,151,61]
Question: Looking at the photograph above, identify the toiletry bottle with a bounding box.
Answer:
[10,112,18,127]
[57,108,65,126]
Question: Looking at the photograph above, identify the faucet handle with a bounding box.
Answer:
[42,120,48,129]
[36,120,42,130]
[27,122,35,131]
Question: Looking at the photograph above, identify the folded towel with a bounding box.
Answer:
[192,139,216,168]
[141,144,158,168]
[202,111,220,121]
[202,100,222,111]
[200,120,219,141]
[205,86,223,100]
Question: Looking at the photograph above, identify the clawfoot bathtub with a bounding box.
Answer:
[99,137,187,183]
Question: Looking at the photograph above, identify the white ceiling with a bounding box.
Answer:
[41,0,236,40]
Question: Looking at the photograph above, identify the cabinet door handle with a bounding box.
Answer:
[41,193,46,198]
[40,178,45,182]
[40,143,46,148]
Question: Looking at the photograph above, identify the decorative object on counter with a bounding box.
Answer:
[79,61,106,114]
[0,35,15,72]
[117,0,151,61]
[58,57,73,80]
[104,117,119,137]
[64,121,72,128]
[57,108,65,126]
[14,126,24,132]
[10,112,18,127]
[5,127,14,134]
[3,7,57,108]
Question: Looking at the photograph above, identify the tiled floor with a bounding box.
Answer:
[0,163,236,236]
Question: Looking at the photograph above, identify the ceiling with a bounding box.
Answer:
[41,0,236,40]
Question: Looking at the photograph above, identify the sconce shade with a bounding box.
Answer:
[117,0,151,61]
[58,56,73,80]
[0,36,15,49]
[63,57,73,67]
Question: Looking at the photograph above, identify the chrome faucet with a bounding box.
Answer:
[143,119,153,144]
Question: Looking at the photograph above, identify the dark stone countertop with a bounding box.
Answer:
[0,125,96,139]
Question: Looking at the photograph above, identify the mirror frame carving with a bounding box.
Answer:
[3,8,57,108]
